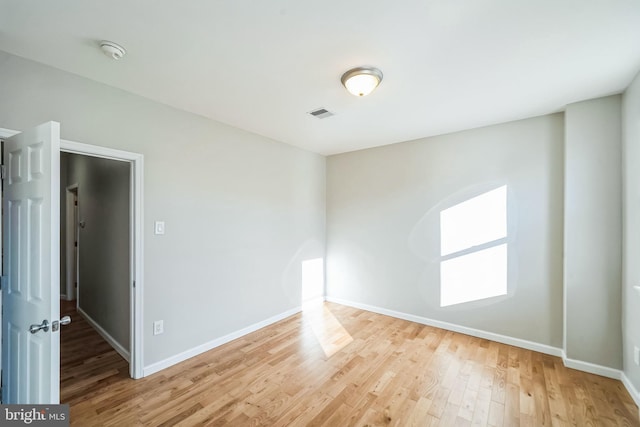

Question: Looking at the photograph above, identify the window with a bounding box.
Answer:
[439,186,508,307]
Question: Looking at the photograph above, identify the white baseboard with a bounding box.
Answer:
[143,306,302,377]
[561,356,621,380]
[622,372,640,408]
[78,307,130,362]
[325,296,563,357]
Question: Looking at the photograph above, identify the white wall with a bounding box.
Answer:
[326,114,565,348]
[0,51,326,367]
[564,95,623,369]
[623,71,640,393]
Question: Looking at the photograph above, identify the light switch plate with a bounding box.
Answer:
[634,346,640,366]
[153,320,164,335]
[154,221,165,235]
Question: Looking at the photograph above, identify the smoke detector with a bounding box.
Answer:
[100,41,126,60]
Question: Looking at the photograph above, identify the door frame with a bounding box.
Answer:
[0,128,145,380]
[64,184,78,302]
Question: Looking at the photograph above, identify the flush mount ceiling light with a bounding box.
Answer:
[341,66,383,97]
[100,40,126,60]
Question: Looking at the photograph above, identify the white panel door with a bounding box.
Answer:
[2,122,60,403]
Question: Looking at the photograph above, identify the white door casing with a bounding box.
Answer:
[60,140,144,379]
[65,185,78,301]
[1,122,61,403]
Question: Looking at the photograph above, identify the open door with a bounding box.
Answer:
[1,122,61,403]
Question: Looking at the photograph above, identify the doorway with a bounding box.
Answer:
[60,140,144,380]
[0,127,144,384]
[59,152,131,379]
[63,185,78,302]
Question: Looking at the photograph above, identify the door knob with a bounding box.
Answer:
[29,320,50,334]
[52,316,72,332]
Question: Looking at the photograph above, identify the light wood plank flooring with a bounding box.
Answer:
[61,301,639,426]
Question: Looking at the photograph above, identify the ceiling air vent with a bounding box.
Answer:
[308,108,334,119]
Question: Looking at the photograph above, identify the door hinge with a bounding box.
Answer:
[0,275,5,290]
[133,280,136,288]
[0,164,5,180]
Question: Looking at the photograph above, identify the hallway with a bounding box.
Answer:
[60,300,129,409]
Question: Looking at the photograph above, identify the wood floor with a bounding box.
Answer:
[60,301,640,426]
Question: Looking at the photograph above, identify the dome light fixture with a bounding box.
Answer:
[341,66,383,97]
[100,41,126,60]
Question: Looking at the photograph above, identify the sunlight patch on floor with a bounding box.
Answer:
[302,301,353,358]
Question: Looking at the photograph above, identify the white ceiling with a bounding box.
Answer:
[1,1,640,155]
